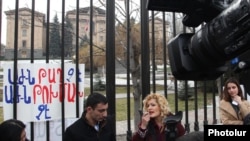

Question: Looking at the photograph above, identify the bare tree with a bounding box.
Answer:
[96,0,179,130]
[82,0,187,130]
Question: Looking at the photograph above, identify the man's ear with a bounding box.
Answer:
[86,106,93,112]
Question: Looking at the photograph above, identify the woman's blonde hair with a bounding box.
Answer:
[142,93,171,119]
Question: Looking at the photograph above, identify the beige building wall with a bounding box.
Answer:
[66,7,106,48]
[4,7,105,59]
[5,8,45,59]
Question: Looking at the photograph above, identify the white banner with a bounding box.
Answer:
[3,63,85,122]
[25,118,78,141]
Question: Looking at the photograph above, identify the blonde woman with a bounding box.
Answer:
[132,93,185,141]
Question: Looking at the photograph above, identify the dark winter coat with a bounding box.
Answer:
[63,113,116,141]
[132,114,185,141]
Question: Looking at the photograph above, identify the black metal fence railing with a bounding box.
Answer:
[0,0,228,141]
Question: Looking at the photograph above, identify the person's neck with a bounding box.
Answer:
[155,116,164,127]
[85,113,97,127]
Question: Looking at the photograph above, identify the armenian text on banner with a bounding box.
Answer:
[3,63,85,122]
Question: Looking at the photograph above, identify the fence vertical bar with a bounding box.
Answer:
[203,81,208,125]
[184,80,190,133]
[140,0,150,99]
[162,12,168,98]
[151,11,156,92]
[89,0,94,94]
[194,81,199,131]
[212,80,218,124]
[30,1,36,140]
[75,0,80,118]
[172,12,179,113]
[126,0,132,140]
[45,1,51,141]
[106,0,116,138]
[60,1,66,141]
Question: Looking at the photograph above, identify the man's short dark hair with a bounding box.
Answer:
[176,131,204,141]
[85,92,108,109]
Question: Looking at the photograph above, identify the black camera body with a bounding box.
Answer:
[147,0,250,80]
[165,111,183,141]
[147,0,233,27]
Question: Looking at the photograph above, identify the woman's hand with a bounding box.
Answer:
[233,95,242,104]
[140,112,150,129]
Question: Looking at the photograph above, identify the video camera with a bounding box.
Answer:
[147,0,250,80]
[165,111,183,141]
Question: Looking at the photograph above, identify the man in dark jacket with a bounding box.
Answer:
[63,92,116,141]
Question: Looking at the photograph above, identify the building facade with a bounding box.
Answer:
[66,6,106,50]
[4,7,106,59]
[5,8,45,59]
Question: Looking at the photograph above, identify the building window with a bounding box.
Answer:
[100,20,105,24]
[100,28,103,32]
[22,29,27,37]
[22,19,28,26]
[99,36,103,42]
[22,40,27,48]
